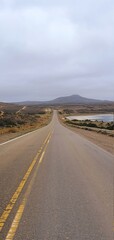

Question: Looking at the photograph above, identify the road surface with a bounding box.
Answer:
[0,111,113,240]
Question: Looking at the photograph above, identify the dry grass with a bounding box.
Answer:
[0,104,52,143]
[58,102,114,115]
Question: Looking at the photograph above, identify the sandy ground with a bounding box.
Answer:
[63,124,114,155]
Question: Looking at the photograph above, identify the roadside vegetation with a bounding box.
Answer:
[0,104,52,135]
[58,103,114,137]
[65,119,114,131]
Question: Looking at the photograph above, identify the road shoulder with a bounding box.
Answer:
[59,116,114,155]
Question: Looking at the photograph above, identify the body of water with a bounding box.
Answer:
[67,114,113,122]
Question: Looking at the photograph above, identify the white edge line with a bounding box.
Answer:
[63,124,113,158]
[0,129,40,146]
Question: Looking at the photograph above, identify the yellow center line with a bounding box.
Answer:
[5,200,26,240]
[0,132,51,232]
[5,133,52,240]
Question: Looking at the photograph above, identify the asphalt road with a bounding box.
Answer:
[0,111,113,240]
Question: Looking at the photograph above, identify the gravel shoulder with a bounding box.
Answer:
[59,117,114,155]
[67,126,113,154]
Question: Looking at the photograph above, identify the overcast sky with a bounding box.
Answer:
[0,0,114,102]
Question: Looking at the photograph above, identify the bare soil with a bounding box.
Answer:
[64,124,114,155]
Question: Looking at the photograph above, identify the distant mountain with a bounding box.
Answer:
[15,95,111,105]
[48,95,103,104]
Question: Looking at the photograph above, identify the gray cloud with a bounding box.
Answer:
[0,0,114,102]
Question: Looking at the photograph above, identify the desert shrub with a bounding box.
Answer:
[86,122,97,128]
[84,127,90,130]
[16,119,26,125]
[58,111,62,114]
[107,124,114,130]
[8,128,17,133]
[38,111,45,114]
[66,120,76,125]
[72,119,78,122]
[63,109,74,114]
[0,119,5,127]
[71,121,97,128]
[0,118,17,127]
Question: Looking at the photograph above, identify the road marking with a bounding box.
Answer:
[0,128,46,146]
[5,133,52,240]
[0,132,51,232]
[39,151,45,163]
[5,200,26,240]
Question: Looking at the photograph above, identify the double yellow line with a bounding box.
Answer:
[0,131,52,239]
